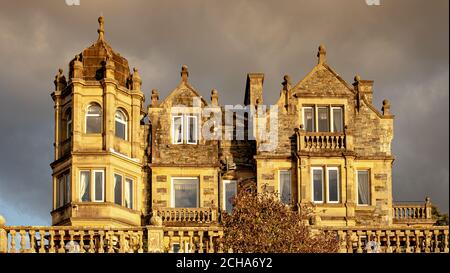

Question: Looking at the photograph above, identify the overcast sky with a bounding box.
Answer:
[0,0,448,225]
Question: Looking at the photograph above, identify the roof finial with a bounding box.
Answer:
[97,16,105,41]
[181,64,189,82]
[317,44,326,64]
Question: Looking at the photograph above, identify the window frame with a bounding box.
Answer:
[326,167,340,203]
[279,170,292,205]
[92,170,105,202]
[171,177,200,208]
[223,180,237,213]
[114,173,123,206]
[331,106,344,133]
[172,115,184,144]
[115,109,128,140]
[79,170,91,202]
[185,115,198,145]
[317,106,330,132]
[65,108,72,139]
[124,178,134,209]
[311,167,324,203]
[302,106,315,132]
[356,170,371,206]
[85,103,102,134]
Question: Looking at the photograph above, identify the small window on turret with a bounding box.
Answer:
[86,103,102,134]
[115,109,128,140]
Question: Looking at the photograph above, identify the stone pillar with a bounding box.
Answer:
[147,215,164,253]
[425,197,432,219]
[344,155,356,226]
[0,214,6,253]
[52,91,62,160]
[103,59,116,152]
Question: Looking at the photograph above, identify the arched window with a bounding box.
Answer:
[115,109,127,140]
[86,103,102,134]
[65,108,72,139]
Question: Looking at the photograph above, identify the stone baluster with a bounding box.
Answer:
[356,231,363,253]
[395,230,401,253]
[118,231,125,253]
[107,231,115,253]
[188,231,194,253]
[98,230,105,253]
[414,230,421,253]
[138,231,144,253]
[19,230,27,253]
[375,231,382,252]
[9,230,16,253]
[385,231,392,253]
[48,230,56,253]
[424,230,431,253]
[433,230,440,253]
[346,230,353,253]
[337,231,347,253]
[208,231,215,253]
[58,230,65,253]
[168,231,174,253]
[29,230,36,253]
[179,231,185,253]
[198,231,204,253]
[79,230,86,253]
[39,230,46,253]
[88,230,95,253]
[443,230,449,253]
[405,230,411,253]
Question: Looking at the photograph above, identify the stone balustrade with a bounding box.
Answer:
[0,218,448,253]
[319,226,449,253]
[298,131,347,152]
[152,207,218,224]
[392,198,434,225]
[1,226,144,253]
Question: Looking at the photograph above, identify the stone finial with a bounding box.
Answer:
[129,68,142,91]
[73,55,83,78]
[425,196,431,204]
[151,89,159,107]
[54,68,67,91]
[97,16,105,41]
[382,99,391,115]
[354,74,361,83]
[211,89,219,106]
[150,214,163,227]
[282,75,291,91]
[181,64,189,82]
[317,44,326,64]
[0,214,5,227]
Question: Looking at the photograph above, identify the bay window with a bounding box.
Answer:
[56,172,71,208]
[79,169,104,202]
[311,166,340,203]
[85,103,102,134]
[115,109,128,140]
[312,167,324,203]
[114,173,134,209]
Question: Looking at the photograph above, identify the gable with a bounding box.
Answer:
[291,64,355,98]
[159,82,208,108]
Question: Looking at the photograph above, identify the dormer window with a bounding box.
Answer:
[302,106,344,133]
[172,115,198,144]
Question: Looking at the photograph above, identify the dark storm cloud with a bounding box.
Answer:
[0,0,447,225]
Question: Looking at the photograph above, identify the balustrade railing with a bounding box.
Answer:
[1,224,448,253]
[152,207,218,224]
[393,198,434,224]
[298,132,346,152]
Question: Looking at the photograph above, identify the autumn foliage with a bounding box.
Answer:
[220,188,339,253]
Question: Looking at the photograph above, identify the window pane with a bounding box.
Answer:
[86,116,102,134]
[187,116,197,144]
[224,181,237,213]
[358,171,370,205]
[114,174,122,206]
[58,177,65,207]
[88,105,101,115]
[80,171,90,202]
[328,169,339,202]
[173,116,183,144]
[313,169,323,202]
[115,121,126,139]
[318,107,329,132]
[303,108,315,132]
[65,173,71,204]
[125,179,133,209]
[173,178,198,208]
[333,108,343,132]
[94,171,104,201]
[67,121,72,139]
[280,171,291,204]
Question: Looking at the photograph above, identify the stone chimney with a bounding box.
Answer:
[244,73,264,106]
